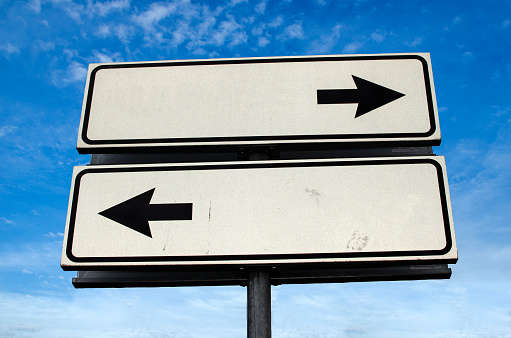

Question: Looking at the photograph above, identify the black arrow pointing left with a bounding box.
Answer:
[99,188,193,238]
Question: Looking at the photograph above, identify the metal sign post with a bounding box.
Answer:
[247,270,272,338]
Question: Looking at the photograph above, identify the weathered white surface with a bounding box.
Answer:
[61,157,456,268]
[77,54,440,151]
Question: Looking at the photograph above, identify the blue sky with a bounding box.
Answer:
[0,0,510,336]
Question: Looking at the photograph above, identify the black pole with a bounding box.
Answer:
[246,150,272,337]
[247,270,271,338]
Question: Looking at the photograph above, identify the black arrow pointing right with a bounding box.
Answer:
[99,188,193,238]
[317,75,405,118]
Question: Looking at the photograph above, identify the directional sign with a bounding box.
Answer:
[77,53,440,153]
[61,157,457,269]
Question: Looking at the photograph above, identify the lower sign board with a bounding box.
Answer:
[61,157,457,270]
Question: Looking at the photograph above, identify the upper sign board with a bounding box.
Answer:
[61,156,456,269]
[77,53,440,153]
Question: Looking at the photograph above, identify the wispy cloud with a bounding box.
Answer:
[95,24,112,38]
[27,0,41,14]
[370,30,385,42]
[113,23,135,43]
[0,125,17,138]
[255,0,267,14]
[279,21,304,40]
[51,0,85,22]
[0,43,21,58]
[32,40,55,53]
[0,217,15,225]
[212,15,246,47]
[91,49,123,63]
[229,0,248,7]
[308,23,342,54]
[406,37,423,47]
[0,287,247,337]
[44,232,64,238]
[268,16,284,28]
[55,61,87,86]
[91,0,130,17]
[258,36,269,47]
[132,2,177,33]
[342,40,363,53]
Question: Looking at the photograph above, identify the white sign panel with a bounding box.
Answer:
[77,53,440,153]
[61,157,457,269]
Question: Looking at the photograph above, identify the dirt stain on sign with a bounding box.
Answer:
[347,231,369,251]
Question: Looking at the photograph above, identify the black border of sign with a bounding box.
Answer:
[65,158,453,265]
[80,54,437,147]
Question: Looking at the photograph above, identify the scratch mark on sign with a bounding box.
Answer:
[208,200,212,223]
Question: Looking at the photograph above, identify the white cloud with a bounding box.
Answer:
[406,37,422,47]
[0,42,21,58]
[113,23,134,43]
[132,2,177,32]
[342,41,363,53]
[0,288,247,337]
[27,0,41,13]
[463,51,476,60]
[268,16,284,28]
[95,24,112,38]
[281,21,304,40]
[33,40,55,52]
[370,31,385,42]
[255,0,267,14]
[91,49,123,63]
[0,125,17,138]
[48,0,129,21]
[45,232,64,238]
[66,61,87,82]
[143,31,169,47]
[229,0,248,6]
[308,23,342,54]
[258,36,270,47]
[171,28,187,47]
[211,15,244,46]
[502,19,510,28]
[171,5,219,49]
[50,0,85,22]
[51,61,87,86]
[229,31,248,47]
[131,0,212,48]
[0,217,14,225]
[252,25,263,36]
[37,19,50,27]
[62,48,79,61]
[91,0,130,17]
